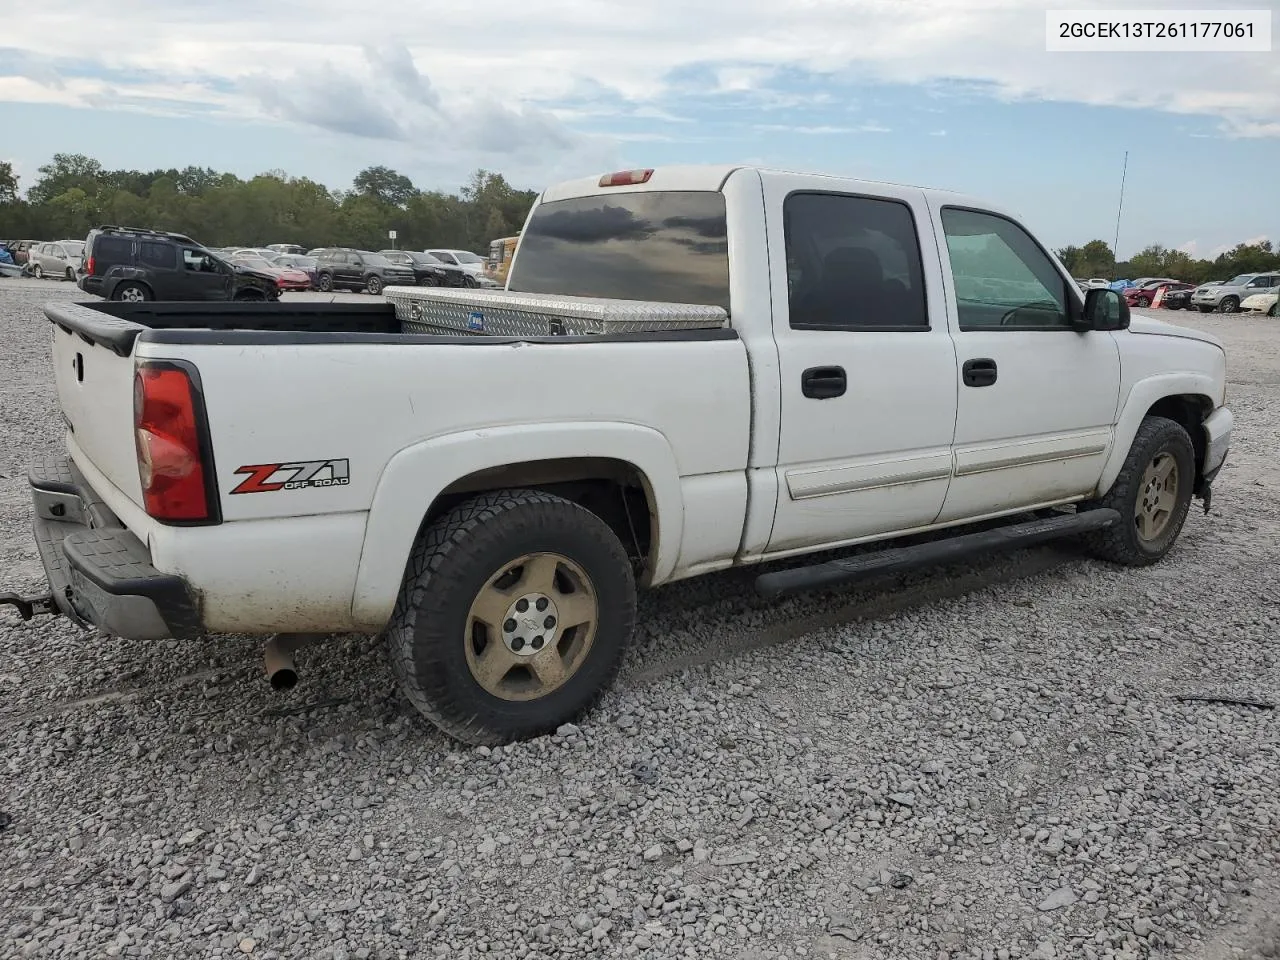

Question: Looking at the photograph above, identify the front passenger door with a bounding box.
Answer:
[932,205,1121,523]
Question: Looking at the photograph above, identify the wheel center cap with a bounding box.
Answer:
[501,592,559,657]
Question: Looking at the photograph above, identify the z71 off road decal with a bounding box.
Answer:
[231,459,350,494]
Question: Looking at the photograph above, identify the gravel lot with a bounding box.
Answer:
[2,276,1278,960]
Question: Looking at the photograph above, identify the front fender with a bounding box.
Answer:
[350,421,684,628]
[1095,373,1219,496]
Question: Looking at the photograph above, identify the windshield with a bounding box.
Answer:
[452,250,483,264]
[506,190,730,309]
[412,252,443,265]
[63,241,86,256]
[1226,275,1252,286]
[364,253,393,267]
[236,257,276,270]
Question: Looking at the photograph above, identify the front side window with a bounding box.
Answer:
[783,192,929,330]
[941,208,1070,329]
[506,190,730,309]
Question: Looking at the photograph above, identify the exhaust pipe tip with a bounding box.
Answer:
[263,634,309,692]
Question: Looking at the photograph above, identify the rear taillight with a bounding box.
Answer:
[133,362,217,523]
[86,256,96,275]
[599,168,654,187]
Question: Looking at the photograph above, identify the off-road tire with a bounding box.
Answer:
[366,275,383,296]
[1080,415,1196,566]
[387,488,637,745]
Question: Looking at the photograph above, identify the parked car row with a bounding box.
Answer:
[1072,273,1278,317]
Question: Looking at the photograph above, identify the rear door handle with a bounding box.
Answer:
[962,358,998,387]
[801,365,847,399]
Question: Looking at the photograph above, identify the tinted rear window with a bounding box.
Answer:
[507,191,730,309]
[93,235,133,263]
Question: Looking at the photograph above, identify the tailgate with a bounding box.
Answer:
[47,303,146,508]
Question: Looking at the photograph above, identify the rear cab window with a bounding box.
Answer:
[505,191,730,310]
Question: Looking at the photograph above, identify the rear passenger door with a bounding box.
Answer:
[137,240,186,299]
[763,178,959,555]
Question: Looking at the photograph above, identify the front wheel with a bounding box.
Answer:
[1136,296,1150,307]
[366,275,383,296]
[1218,297,1239,314]
[386,489,637,745]
[1079,415,1195,566]
[317,273,333,293]
[462,273,478,288]
[32,264,43,279]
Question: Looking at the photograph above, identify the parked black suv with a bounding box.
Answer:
[314,249,416,295]
[79,225,280,302]
[378,249,475,287]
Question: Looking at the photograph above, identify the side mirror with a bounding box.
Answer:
[1084,288,1130,331]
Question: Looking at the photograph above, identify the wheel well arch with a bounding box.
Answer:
[420,457,657,573]
[1145,392,1213,486]
[113,278,154,299]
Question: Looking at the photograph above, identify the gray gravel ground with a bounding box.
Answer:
[2,276,1278,960]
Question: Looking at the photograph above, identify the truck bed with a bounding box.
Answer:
[45,300,736,358]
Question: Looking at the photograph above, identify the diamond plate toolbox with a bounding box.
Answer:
[384,286,728,337]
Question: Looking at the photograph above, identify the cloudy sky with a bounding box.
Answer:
[2,0,1278,257]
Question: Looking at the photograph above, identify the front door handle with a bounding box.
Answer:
[801,365,847,399]
[962,358,998,387]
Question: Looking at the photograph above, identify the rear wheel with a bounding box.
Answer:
[64,267,75,282]
[386,489,637,745]
[366,275,383,296]
[112,282,151,303]
[1079,415,1195,566]
[1269,302,1278,318]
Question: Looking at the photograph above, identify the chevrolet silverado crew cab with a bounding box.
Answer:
[4,165,1233,746]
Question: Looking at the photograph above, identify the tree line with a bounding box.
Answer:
[1055,238,1279,285]
[2,153,1276,281]
[0,154,539,254]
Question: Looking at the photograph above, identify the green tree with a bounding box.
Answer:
[0,161,18,205]
[27,153,105,206]
[353,166,417,208]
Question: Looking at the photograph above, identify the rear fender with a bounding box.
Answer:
[350,421,683,628]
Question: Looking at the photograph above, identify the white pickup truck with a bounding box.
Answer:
[4,164,1233,746]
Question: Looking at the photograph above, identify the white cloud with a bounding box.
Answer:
[2,0,1278,178]
[1178,240,1199,256]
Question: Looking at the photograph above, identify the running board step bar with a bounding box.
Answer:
[755,508,1121,600]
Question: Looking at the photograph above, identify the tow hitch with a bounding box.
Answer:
[0,593,59,621]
